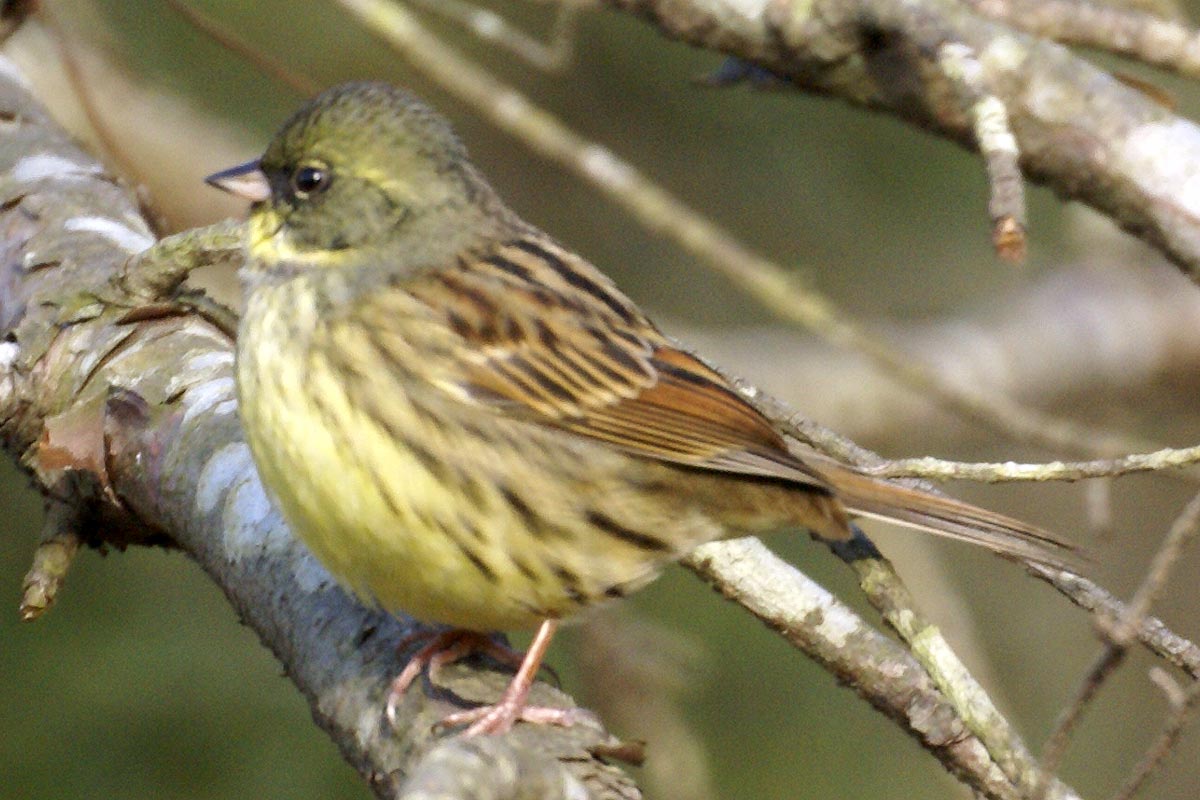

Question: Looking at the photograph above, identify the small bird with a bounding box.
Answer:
[207,81,1073,736]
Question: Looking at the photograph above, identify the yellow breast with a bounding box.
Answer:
[236,278,702,631]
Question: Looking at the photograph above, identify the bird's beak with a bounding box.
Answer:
[204,159,271,203]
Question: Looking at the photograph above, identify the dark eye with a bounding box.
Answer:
[291,164,329,198]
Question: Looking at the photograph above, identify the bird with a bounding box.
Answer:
[205,81,1074,736]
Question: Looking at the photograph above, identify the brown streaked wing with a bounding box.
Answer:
[399,235,831,491]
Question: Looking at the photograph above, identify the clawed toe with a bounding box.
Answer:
[384,620,564,736]
[439,700,584,737]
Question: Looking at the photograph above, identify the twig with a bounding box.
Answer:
[1034,489,1200,798]
[119,221,243,301]
[937,42,1027,262]
[685,538,1033,800]
[1110,669,1200,800]
[865,445,1200,483]
[408,0,584,71]
[849,553,1070,798]
[744,398,1200,683]
[163,0,318,95]
[19,485,83,621]
[1035,565,1200,678]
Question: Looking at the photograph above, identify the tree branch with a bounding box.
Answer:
[598,0,1200,281]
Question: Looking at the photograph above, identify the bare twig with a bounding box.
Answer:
[409,0,584,71]
[849,554,1071,798]
[1111,490,1200,632]
[937,41,1027,262]
[750,402,1200,684]
[163,0,318,95]
[1035,490,1200,798]
[685,538,1038,800]
[1035,566,1200,678]
[19,486,83,620]
[1111,670,1200,800]
[867,445,1200,483]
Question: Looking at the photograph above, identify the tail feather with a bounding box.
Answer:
[816,461,1079,570]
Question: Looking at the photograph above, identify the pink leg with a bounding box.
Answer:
[385,621,581,735]
[438,619,582,736]
[386,629,524,726]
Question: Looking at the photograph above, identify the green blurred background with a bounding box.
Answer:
[3,1,1200,798]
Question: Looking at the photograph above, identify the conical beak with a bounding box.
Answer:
[204,159,271,203]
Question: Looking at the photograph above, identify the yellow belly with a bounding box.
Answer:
[236,280,712,631]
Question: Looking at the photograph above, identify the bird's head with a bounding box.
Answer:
[207,81,505,276]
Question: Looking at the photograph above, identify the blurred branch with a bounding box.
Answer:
[162,0,318,94]
[684,539,1073,800]
[409,0,585,71]
[847,552,1072,798]
[575,615,715,800]
[964,0,1200,79]
[1033,565,1200,679]
[1035,489,1200,798]
[1112,668,1200,800]
[687,257,1199,452]
[0,59,635,800]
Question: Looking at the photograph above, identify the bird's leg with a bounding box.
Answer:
[385,628,526,726]
[436,619,582,736]
[386,620,580,735]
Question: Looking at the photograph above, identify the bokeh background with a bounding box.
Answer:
[3,1,1200,798]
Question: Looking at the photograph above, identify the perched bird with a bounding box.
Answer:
[207,81,1073,736]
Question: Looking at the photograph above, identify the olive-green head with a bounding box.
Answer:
[207,82,508,276]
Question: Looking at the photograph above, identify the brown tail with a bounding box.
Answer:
[814,459,1078,569]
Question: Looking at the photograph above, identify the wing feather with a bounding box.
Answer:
[399,235,830,491]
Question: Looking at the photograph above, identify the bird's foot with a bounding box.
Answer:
[438,695,585,736]
[386,620,569,735]
[385,629,525,727]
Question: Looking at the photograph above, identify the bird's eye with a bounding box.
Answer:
[291,164,329,198]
